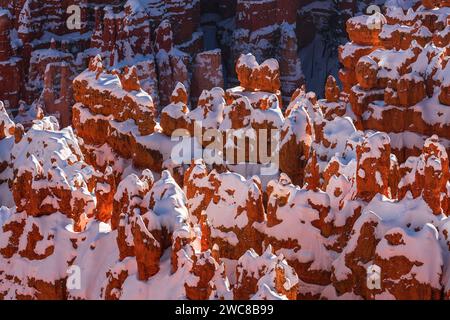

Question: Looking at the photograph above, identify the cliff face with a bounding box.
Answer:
[0,0,218,126]
[2,40,450,299]
[0,0,378,127]
[220,0,305,103]
[0,10,22,111]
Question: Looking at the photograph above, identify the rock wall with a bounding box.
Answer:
[1,0,450,301]
[0,0,223,126]
[340,1,450,162]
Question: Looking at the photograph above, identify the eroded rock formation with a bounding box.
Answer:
[1,0,450,302]
[340,1,450,162]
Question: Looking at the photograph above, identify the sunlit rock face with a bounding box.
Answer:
[1,0,450,301]
[0,0,220,125]
[0,0,380,123]
[340,1,450,162]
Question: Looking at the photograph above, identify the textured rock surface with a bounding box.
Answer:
[1,99,450,299]
[191,49,224,106]
[0,10,21,111]
[1,0,450,301]
[339,2,450,162]
[0,0,221,124]
[0,0,385,123]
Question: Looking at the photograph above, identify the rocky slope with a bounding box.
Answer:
[0,0,450,300]
[340,0,450,162]
[0,0,211,126]
[0,0,377,127]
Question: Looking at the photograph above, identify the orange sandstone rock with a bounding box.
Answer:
[355,132,391,202]
[325,75,340,103]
